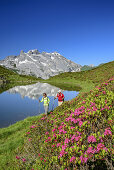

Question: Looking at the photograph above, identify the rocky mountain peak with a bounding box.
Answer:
[0,49,82,79]
[51,52,61,56]
[20,50,24,55]
[27,49,40,55]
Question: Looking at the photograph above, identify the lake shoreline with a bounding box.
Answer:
[0,82,79,128]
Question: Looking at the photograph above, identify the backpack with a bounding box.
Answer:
[58,93,64,102]
[43,97,49,103]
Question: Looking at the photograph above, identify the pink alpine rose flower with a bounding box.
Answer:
[62,144,67,150]
[79,121,83,127]
[48,137,51,141]
[52,128,56,132]
[57,143,61,147]
[99,137,103,142]
[103,91,106,94]
[58,126,63,130]
[16,156,20,159]
[53,133,57,138]
[80,155,88,163]
[104,128,112,136]
[70,156,75,162]
[26,132,30,134]
[22,158,26,162]
[86,147,96,154]
[88,136,96,143]
[45,131,49,135]
[97,143,105,152]
[58,150,67,158]
[41,117,46,120]
[71,135,76,141]
[64,138,70,144]
[30,125,36,128]
[75,136,81,141]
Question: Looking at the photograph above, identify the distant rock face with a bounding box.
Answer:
[89,64,94,67]
[0,49,82,79]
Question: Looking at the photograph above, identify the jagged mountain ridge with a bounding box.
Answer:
[0,49,82,79]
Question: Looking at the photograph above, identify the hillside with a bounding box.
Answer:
[0,65,40,93]
[14,77,114,170]
[0,65,39,82]
[45,61,114,92]
[47,61,114,83]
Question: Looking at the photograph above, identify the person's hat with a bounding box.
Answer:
[58,90,61,93]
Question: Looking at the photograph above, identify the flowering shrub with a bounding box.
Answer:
[87,135,96,143]
[16,78,114,169]
[104,128,112,136]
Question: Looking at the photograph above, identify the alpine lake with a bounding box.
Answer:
[0,82,81,128]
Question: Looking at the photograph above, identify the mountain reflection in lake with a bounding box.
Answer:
[0,82,78,128]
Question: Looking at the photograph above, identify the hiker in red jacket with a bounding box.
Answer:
[54,90,64,106]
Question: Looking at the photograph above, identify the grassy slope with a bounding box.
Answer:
[0,61,114,169]
[0,65,40,93]
[0,115,44,170]
[45,61,114,92]
[0,65,40,168]
[16,78,114,170]
[0,65,39,83]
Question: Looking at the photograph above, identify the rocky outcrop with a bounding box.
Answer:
[0,49,82,79]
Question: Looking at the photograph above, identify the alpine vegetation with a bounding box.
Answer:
[15,77,114,170]
[0,49,82,79]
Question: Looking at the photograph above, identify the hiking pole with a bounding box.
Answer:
[52,98,55,111]
[38,99,40,114]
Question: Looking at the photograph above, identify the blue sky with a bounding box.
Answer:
[0,0,114,66]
